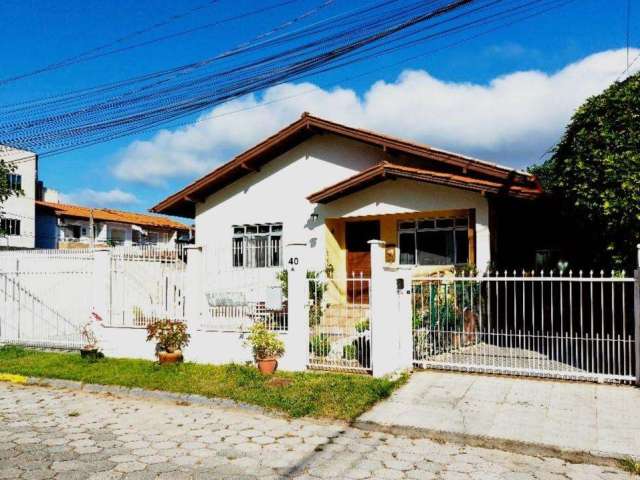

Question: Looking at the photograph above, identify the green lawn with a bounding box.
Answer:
[0,346,405,421]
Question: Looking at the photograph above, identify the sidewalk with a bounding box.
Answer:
[357,370,640,463]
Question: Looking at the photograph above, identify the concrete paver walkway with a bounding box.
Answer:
[0,382,631,479]
[358,370,640,462]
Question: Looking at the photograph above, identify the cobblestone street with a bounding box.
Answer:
[0,383,630,479]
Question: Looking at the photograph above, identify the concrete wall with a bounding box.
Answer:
[99,327,299,370]
[0,146,37,249]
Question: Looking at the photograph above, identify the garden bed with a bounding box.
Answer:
[0,346,405,420]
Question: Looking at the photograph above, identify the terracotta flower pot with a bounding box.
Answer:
[158,351,183,364]
[256,357,278,375]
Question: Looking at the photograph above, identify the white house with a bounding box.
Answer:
[35,201,190,249]
[152,113,542,285]
[0,145,38,249]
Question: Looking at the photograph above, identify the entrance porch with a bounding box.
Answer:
[324,207,479,286]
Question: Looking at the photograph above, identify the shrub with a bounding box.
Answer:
[246,322,285,360]
[309,333,331,357]
[145,320,190,354]
[354,319,369,333]
[342,344,357,360]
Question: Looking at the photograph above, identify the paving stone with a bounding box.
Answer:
[0,382,631,480]
[113,461,146,473]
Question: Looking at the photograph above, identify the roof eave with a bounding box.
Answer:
[152,113,534,216]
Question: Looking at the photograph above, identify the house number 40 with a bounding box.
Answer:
[288,257,299,266]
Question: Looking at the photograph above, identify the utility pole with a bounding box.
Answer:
[89,208,95,248]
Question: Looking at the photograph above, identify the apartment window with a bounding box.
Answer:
[7,174,21,191]
[398,216,470,266]
[71,225,82,239]
[147,232,159,244]
[232,223,282,268]
[0,218,21,236]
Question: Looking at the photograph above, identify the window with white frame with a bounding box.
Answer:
[232,223,282,268]
[398,216,470,266]
[0,218,21,236]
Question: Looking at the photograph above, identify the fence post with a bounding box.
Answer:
[184,246,204,331]
[283,242,309,371]
[92,249,111,324]
[369,240,413,377]
[635,244,640,386]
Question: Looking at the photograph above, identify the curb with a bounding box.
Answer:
[352,420,629,468]
[1,374,282,419]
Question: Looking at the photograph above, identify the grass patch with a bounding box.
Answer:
[0,346,405,421]
[619,458,640,475]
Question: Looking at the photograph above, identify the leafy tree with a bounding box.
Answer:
[530,72,640,270]
[0,151,20,203]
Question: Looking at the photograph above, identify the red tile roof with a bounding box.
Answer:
[36,201,189,231]
[307,162,543,203]
[151,113,542,217]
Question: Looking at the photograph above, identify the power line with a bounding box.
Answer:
[0,0,225,85]
[0,0,573,163]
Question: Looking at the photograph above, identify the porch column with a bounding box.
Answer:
[283,242,309,371]
[369,240,413,377]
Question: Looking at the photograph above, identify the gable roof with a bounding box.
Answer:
[36,201,189,231]
[151,113,541,217]
[308,162,542,203]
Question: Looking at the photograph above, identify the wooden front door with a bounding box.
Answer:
[345,220,380,303]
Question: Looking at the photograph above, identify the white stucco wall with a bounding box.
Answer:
[195,133,491,272]
[196,135,385,273]
[0,146,36,249]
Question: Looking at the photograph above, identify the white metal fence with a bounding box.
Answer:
[308,274,371,373]
[412,271,636,383]
[0,249,93,348]
[108,246,186,327]
[0,246,187,348]
[201,245,288,332]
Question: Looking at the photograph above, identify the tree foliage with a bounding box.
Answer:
[530,72,640,269]
[0,148,20,205]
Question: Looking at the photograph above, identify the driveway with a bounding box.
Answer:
[358,370,640,461]
[0,382,630,479]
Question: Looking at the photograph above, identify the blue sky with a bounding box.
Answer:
[0,0,636,214]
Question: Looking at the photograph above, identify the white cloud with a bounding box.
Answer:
[60,188,139,207]
[113,48,639,185]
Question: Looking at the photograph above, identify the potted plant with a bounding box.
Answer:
[145,319,190,364]
[246,322,285,374]
[80,318,101,360]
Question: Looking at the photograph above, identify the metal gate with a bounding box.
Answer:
[109,246,186,327]
[308,274,371,373]
[0,249,92,349]
[412,271,636,383]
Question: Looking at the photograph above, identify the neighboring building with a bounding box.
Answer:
[0,145,38,249]
[152,113,543,278]
[35,201,190,249]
